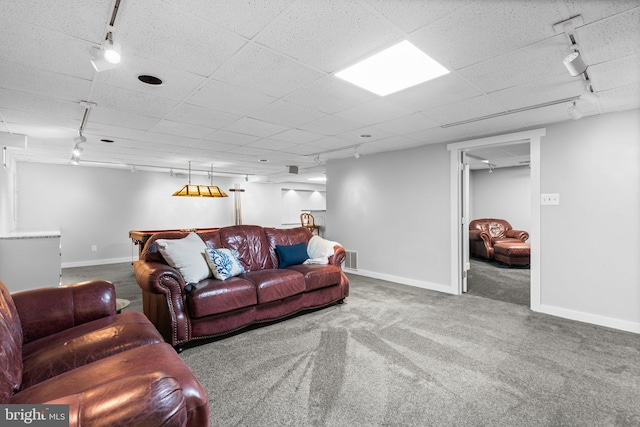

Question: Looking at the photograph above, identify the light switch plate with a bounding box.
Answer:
[541,193,560,205]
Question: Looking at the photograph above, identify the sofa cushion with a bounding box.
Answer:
[275,242,309,268]
[187,278,257,318]
[0,280,23,403]
[20,311,164,390]
[285,264,342,292]
[241,270,305,304]
[156,232,211,283]
[264,227,312,267]
[219,225,275,271]
[205,248,245,280]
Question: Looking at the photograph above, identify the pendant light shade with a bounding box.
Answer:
[172,162,228,198]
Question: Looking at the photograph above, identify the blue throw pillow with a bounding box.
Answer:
[276,242,309,268]
[205,248,245,280]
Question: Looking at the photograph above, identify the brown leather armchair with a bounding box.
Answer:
[0,279,209,426]
[469,218,529,260]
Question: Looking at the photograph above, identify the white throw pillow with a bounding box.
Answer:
[205,248,245,280]
[156,232,211,283]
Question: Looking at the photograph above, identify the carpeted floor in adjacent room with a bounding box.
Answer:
[62,263,640,427]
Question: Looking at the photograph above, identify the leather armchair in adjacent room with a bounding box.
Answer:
[469,218,529,260]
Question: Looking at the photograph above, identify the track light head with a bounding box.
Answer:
[104,32,121,64]
[567,102,583,120]
[563,51,587,77]
[72,144,83,157]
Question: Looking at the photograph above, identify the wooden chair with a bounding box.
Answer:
[300,213,320,235]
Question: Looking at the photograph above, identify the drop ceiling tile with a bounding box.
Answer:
[588,54,640,93]
[249,99,327,128]
[150,120,215,139]
[577,8,640,65]
[93,57,207,101]
[385,73,482,112]
[458,35,569,93]
[284,76,377,114]
[188,139,239,153]
[83,122,147,140]
[364,0,474,33]
[362,135,426,152]
[597,83,640,112]
[204,129,260,146]
[424,95,505,126]
[376,112,440,135]
[164,104,241,130]
[270,128,324,144]
[255,0,402,73]
[488,74,585,112]
[411,1,565,70]
[305,136,354,151]
[0,60,91,103]
[2,0,109,42]
[298,114,366,136]
[165,0,295,39]
[0,89,84,120]
[334,126,394,144]
[223,117,288,138]
[228,145,273,157]
[116,1,248,76]
[90,83,179,118]
[188,79,276,116]
[336,98,414,126]
[89,108,160,131]
[212,43,326,98]
[247,139,298,151]
[138,132,199,147]
[0,18,96,79]
[279,144,322,157]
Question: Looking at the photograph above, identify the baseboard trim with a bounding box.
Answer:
[345,268,456,295]
[536,304,640,334]
[62,257,132,269]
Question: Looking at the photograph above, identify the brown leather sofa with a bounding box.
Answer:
[134,225,349,350]
[0,279,209,426]
[469,218,529,260]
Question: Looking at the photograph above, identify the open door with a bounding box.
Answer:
[461,152,470,293]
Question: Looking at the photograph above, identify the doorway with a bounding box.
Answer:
[465,144,531,306]
[447,129,545,311]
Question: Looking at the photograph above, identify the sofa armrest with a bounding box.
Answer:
[134,260,186,294]
[328,245,346,267]
[46,372,187,427]
[12,280,116,344]
[506,229,529,242]
[469,230,483,241]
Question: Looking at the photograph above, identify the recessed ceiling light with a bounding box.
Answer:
[138,74,163,86]
[359,134,372,138]
[100,139,114,143]
[259,159,269,162]
[335,40,449,96]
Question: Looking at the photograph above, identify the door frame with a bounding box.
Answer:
[447,128,545,311]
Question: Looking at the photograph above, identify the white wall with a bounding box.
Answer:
[470,166,531,232]
[327,108,639,332]
[539,109,640,330]
[0,153,16,235]
[327,143,452,292]
[14,162,324,266]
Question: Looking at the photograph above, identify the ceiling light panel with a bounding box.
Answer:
[335,40,449,96]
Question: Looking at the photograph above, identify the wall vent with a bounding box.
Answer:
[344,250,358,271]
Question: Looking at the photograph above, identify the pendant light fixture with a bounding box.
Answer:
[172,162,228,197]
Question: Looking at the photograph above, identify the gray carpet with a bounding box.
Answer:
[467,257,530,306]
[62,263,640,427]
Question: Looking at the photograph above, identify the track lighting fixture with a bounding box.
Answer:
[353,147,360,159]
[72,144,83,157]
[70,155,80,165]
[567,102,583,120]
[563,51,587,77]
[91,31,121,72]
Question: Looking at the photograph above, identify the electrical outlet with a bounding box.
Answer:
[541,193,560,205]
[91,245,98,252]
